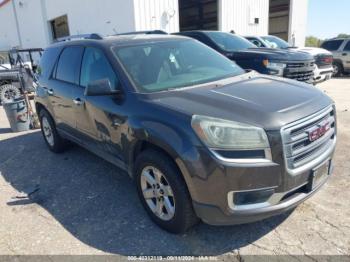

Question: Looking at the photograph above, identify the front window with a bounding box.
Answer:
[113,39,244,93]
[262,36,291,49]
[206,32,255,52]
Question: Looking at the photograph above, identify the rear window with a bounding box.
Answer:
[206,32,255,52]
[321,40,344,51]
[55,46,84,84]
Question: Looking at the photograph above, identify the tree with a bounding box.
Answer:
[337,33,350,38]
[305,36,322,47]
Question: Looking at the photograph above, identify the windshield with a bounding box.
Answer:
[113,39,244,93]
[206,32,256,52]
[262,36,291,49]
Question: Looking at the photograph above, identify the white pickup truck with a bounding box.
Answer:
[245,35,334,84]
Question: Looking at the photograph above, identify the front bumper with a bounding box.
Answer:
[313,65,333,84]
[193,162,333,225]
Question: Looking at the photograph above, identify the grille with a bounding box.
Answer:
[284,61,315,82]
[284,71,314,82]
[286,62,315,68]
[281,106,336,173]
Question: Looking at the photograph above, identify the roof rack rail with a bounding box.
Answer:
[56,33,103,42]
[117,30,167,36]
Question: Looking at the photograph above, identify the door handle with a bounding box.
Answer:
[73,98,84,106]
[342,53,348,56]
[47,89,54,95]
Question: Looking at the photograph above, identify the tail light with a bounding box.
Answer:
[322,56,333,64]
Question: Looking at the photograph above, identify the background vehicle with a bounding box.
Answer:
[246,35,334,84]
[321,38,350,77]
[176,31,315,83]
[0,48,43,103]
[35,34,336,233]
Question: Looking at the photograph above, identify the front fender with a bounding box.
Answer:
[127,117,203,202]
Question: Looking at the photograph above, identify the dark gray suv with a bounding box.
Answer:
[35,34,337,233]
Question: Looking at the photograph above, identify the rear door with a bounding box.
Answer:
[342,40,350,71]
[50,46,84,132]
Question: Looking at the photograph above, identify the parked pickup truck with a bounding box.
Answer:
[245,35,334,84]
[176,31,315,83]
[321,38,350,77]
[35,33,336,233]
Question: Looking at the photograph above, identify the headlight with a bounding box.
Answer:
[191,115,270,150]
[263,60,286,76]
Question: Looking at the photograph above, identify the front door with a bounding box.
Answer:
[74,46,125,163]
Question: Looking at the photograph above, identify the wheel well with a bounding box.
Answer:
[132,140,180,176]
[0,80,10,86]
[333,59,344,68]
[133,141,174,163]
[35,102,46,116]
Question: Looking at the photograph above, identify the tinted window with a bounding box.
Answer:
[80,47,118,90]
[114,39,244,93]
[206,32,255,51]
[38,47,61,79]
[344,41,350,51]
[321,40,344,51]
[262,36,290,48]
[247,38,264,47]
[56,46,84,84]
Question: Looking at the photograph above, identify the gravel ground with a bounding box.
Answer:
[0,78,349,260]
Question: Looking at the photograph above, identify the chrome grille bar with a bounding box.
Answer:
[281,105,336,175]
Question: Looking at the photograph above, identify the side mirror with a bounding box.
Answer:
[85,78,120,96]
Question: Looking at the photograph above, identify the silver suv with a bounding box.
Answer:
[321,38,350,76]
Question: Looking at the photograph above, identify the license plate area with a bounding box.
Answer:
[308,160,330,191]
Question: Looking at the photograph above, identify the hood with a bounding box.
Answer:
[296,47,332,56]
[148,73,333,130]
[233,47,314,62]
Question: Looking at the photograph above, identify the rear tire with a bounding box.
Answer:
[134,149,199,233]
[39,109,69,153]
[0,84,21,103]
[333,62,343,77]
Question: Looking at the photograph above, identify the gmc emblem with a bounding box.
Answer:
[308,121,331,142]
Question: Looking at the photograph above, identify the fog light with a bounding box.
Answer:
[233,188,275,206]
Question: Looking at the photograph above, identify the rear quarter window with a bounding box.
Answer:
[38,47,61,80]
[321,40,344,51]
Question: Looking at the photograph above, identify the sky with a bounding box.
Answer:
[307,0,350,39]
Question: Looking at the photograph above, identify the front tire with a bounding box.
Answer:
[135,149,199,233]
[39,109,69,153]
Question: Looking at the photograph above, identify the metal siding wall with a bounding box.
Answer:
[289,0,308,47]
[133,0,179,33]
[219,0,269,35]
[45,0,136,36]
[0,1,20,49]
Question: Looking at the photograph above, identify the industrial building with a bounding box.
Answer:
[0,0,309,50]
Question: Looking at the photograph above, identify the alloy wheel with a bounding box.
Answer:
[140,166,175,221]
[42,116,54,146]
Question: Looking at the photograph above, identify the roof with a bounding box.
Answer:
[48,34,188,49]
